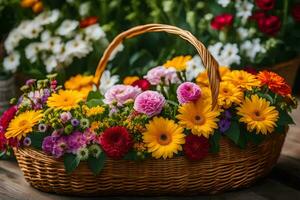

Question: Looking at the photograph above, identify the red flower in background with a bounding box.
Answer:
[243,67,258,75]
[99,126,133,159]
[183,134,209,161]
[292,4,300,22]
[255,0,275,10]
[250,11,266,21]
[211,14,234,30]
[132,79,151,91]
[80,16,98,28]
[257,15,281,36]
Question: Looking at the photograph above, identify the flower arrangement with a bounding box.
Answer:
[0,55,297,174]
[0,8,107,78]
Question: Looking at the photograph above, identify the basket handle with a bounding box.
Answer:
[94,24,221,108]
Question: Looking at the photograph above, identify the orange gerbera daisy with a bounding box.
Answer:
[257,71,291,96]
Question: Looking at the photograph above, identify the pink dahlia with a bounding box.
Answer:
[133,91,166,117]
[144,66,179,85]
[176,82,201,104]
[104,84,142,106]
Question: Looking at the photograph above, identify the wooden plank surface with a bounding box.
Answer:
[0,101,299,200]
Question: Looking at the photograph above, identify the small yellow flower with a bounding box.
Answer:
[85,106,105,117]
[5,110,43,140]
[143,117,185,159]
[218,82,243,108]
[237,95,279,134]
[47,90,83,111]
[91,121,101,132]
[123,76,139,85]
[196,66,230,87]
[223,70,260,90]
[163,55,192,71]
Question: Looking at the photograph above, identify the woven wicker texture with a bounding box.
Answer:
[14,134,285,195]
[14,24,287,195]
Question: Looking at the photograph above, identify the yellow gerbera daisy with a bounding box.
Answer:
[123,76,139,85]
[196,66,231,87]
[177,99,220,138]
[218,81,243,108]
[201,87,212,103]
[47,90,83,111]
[5,110,43,140]
[222,70,260,90]
[237,95,279,134]
[143,117,185,159]
[65,74,94,90]
[163,55,192,71]
[84,105,105,117]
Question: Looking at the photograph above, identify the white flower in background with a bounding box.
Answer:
[25,43,40,63]
[235,0,254,24]
[42,37,63,54]
[237,27,249,40]
[109,43,124,61]
[241,38,266,61]
[41,30,51,42]
[20,20,43,39]
[44,56,58,73]
[185,55,205,81]
[84,24,106,41]
[3,51,20,72]
[56,20,79,36]
[217,0,230,7]
[57,51,73,66]
[35,9,60,25]
[208,43,240,66]
[95,70,120,95]
[64,39,92,59]
[4,28,22,53]
[79,2,91,17]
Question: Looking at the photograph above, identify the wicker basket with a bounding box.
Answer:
[14,24,288,195]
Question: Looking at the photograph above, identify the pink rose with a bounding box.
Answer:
[104,84,141,106]
[133,91,166,117]
[177,82,201,104]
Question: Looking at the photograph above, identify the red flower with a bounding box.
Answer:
[255,0,275,10]
[243,67,258,75]
[79,16,98,28]
[276,83,292,97]
[0,133,7,151]
[292,4,300,22]
[100,126,133,159]
[211,13,234,30]
[0,106,17,130]
[257,15,281,36]
[250,11,266,21]
[184,134,209,161]
[132,79,151,91]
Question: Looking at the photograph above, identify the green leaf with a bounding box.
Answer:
[278,110,295,125]
[124,150,138,160]
[225,121,240,145]
[257,93,274,104]
[247,132,265,145]
[274,125,286,134]
[87,99,103,108]
[28,132,49,150]
[88,153,106,175]
[63,154,80,174]
[209,131,221,153]
[87,91,103,101]
[237,131,247,149]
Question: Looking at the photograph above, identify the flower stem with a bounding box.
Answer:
[282,0,289,34]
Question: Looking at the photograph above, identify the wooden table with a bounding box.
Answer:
[1,104,300,200]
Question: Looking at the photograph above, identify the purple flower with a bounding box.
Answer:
[84,129,96,143]
[26,79,36,86]
[71,118,80,127]
[224,110,232,119]
[23,137,31,147]
[41,89,50,103]
[219,119,231,133]
[38,123,47,132]
[144,66,179,85]
[60,112,72,123]
[133,90,166,117]
[176,82,201,104]
[42,136,55,155]
[51,129,63,138]
[52,136,68,158]
[67,132,87,154]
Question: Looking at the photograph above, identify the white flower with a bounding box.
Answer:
[56,20,79,36]
[108,43,124,61]
[19,20,43,39]
[35,9,60,25]
[235,0,254,24]
[44,56,58,73]
[41,30,51,42]
[3,51,20,72]
[79,2,91,16]
[208,43,240,66]
[217,0,230,7]
[64,39,92,59]
[185,55,205,81]
[208,42,223,60]
[237,27,249,40]
[95,70,120,95]
[241,38,266,61]
[25,43,40,63]
[84,24,106,41]
[42,37,63,54]
[4,28,22,53]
